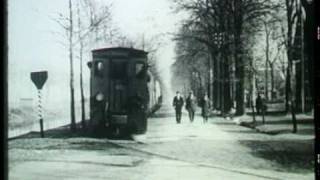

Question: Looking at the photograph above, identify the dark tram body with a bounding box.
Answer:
[87,47,161,136]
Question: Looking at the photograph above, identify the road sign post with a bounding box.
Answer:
[31,71,48,138]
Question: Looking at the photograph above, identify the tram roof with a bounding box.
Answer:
[92,47,148,56]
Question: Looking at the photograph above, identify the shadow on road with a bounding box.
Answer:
[239,139,314,173]
[259,128,314,135]
[225,130,259,134]
[212,117,314,174]
[10,121,132,141]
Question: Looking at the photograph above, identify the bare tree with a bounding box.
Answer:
[268,42,283,100]
[52,0,115,131]
[283,0,300,133]
[261,15,284,100]
[300,0,314,112]
[76,1,86,129]
[51,0,76,131]
[68,0,76,131]
[74,0,113,129]
[129,33,166,95]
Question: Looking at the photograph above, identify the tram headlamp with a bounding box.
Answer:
[97,62,104,71]
[96,92,104,101]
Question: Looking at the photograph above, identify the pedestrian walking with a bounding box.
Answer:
[173,91,184,124]
[255,93,263,115]
[185,91,197,123]
[200,94,211,123]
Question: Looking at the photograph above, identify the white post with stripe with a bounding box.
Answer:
[38,89,44,137]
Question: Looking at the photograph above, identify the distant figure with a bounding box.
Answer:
[200,94,211,123]
[173,91,184,124]
[186,91,197,123]
[255,93,263,115]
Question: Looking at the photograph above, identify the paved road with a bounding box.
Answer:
[9,106,314,180]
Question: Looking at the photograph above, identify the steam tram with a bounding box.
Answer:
[87,47,161,137]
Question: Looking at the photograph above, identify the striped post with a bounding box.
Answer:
[38,89,44,138]
[30,71,48,137]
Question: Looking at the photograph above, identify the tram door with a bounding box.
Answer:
[109,59,128,114]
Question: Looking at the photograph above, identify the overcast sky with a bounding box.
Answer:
[8,0,186,109]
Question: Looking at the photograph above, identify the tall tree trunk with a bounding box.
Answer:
[265,62,269,100]
[270,63,275,100]
[295,59,302,112]
[294,7,303,113]
[265,24,270,100]
[285,0,291,113]
[223,55,231,113]
[216,52,221,110]
[285,0,297,133]
[69,0,76,131]
[77,2,86,129]
[299,1,305,113]
[249,58,253,108]
[234,0,245,115]
[199,73,203,96]
[285,66,290,112]
[80,50,86,127]
[207,48,213,103]
[289,60,297,133]
[223,13,232,113]
[220,50,225,114]
[235,39,245,115]
[212,51,218,109]
[301,0,313,112]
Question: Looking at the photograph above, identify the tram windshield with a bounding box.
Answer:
[110,60,127,80]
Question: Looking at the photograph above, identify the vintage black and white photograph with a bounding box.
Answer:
[7,0,315,179]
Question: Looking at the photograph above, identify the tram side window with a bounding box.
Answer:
[110,61,127,80]
[135,62,146,79]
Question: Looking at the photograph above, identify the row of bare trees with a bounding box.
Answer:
[171,0,279,114]
[53,0,165,131]
[53,0,115,131]
[170,0,314,132]
[280,0,314,132]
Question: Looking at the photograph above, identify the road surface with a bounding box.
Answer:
[9,106,314,180]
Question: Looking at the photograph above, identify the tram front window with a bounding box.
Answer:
[111,61,127,80]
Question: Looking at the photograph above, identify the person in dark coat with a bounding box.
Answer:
[255,93,263,115]
[185,91,197,123]
[173,91,184,124]
[200,94,210,123]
